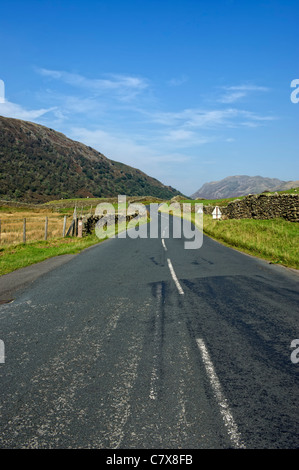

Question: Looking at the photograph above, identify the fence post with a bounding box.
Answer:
[63,216,67,237]
[45,216,48,240]
[23,218,26,244]
[73,206,77,237]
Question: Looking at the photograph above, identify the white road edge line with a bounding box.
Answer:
[167,258,184,295]
[196,338,246,449]
[162,238,167,251]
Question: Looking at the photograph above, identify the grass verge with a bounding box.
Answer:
[0,234,101,276]
[200,215,298,269]
[159,204,298,270]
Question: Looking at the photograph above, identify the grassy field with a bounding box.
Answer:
[0,211,73,245]
[0,196,157,246]
[179,196,245,206]
[0,200,77,246]
[200,214,298,269]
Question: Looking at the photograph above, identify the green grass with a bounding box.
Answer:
[179,196,245,206]
[0,234,102,276]
[200,215,299,269]
[263,187,299,195]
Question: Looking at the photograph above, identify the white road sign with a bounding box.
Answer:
[212,206,222,219]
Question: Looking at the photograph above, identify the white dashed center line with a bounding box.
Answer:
[196,338,246,449]
[167,258,184,295]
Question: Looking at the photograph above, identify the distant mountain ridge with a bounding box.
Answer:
[0,115,184,202]
[191,175,299,200]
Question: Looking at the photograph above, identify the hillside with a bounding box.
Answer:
[191,175,299,199]
[0,116,184,202]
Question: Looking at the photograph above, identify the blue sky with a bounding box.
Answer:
[0,0,298,196]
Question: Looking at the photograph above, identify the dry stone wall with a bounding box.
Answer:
[221,194,299,222]
[82,212,143,235]
[186,194,299,222]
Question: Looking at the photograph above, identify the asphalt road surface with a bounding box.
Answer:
[0,213,298,449]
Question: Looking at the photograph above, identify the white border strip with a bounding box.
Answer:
[162,238,167,251]
[196,338,246,449]
[167,258,184,295]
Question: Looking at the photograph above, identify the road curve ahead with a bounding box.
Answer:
[0,214,298,449]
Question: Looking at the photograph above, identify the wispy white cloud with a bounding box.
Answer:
[226,85,270,92]
[162,129,197,141]
[0,100,55,121]
[160,129,211,148]
[149,108,231,127]
[219,91,247,103]
[218,84,270,103]
[37,68,149,102]
[37,89,107,117]
[149,106,275,130]
[238,110,276,128]
[34,70,275,133]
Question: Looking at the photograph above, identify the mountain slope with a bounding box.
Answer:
[191,175,298,199]
[0,116,183,202]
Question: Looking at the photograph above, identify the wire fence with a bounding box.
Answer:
[0,215,74,245]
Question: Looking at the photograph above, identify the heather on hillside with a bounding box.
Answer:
[0,116,183,202]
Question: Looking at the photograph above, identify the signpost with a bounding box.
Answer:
[212,206,222,220]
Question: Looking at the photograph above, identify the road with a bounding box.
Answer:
[0,212,298,449]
